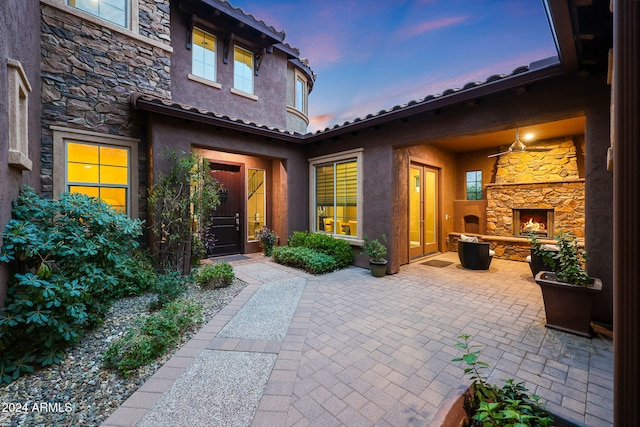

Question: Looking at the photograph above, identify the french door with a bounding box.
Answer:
[409,163,439,258]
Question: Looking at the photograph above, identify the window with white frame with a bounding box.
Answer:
[309,149,363,241]
[67,0,128,27]
[233,46,254,94]
[52,127,138,216]
[192,28,216,82]
[294,72,308,115]
[7,59,32,171]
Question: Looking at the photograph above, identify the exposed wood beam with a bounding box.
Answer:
[545,0,580,72]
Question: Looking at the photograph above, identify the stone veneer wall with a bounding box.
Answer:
[495,139,580,184]
[486,180,586,238]
[39,1,172,201]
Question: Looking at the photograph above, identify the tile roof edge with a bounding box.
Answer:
[305,58,566,140]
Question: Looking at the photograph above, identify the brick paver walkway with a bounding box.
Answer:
[103,252,613,427]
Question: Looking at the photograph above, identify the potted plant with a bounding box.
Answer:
[435,334,578,427]
[361,234,387,277]
[533,230,602,337]
[256,226,278,256]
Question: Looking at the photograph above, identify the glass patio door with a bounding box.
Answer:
[409,163,439,259]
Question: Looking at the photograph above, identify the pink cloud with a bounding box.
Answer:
[398,16,468,40]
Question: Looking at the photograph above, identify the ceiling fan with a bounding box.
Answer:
[487,128,551,158]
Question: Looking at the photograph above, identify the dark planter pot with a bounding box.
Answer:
[369,260,387,277]
[434,385,581,427]
[534,271,603,338]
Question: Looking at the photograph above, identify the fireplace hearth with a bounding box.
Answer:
[513,209,554,238]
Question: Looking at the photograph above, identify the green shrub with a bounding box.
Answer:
[112,252,158,298]
[453,334,553,426]
[103,299,203,377]
[149,271,189,310]
[193,262,235,288]
[272,246,338,274]
[190,234,206,267]
[0,187,143,384]
[287,231,354,268]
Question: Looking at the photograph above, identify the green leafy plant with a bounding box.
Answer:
[149,271,189,310]
[256,226,279,256]
[530,230,591,286]
[148,151,220,274]
[111,252,158,299]
[271,246,338,274]
[287,231,354,268]
[190,234,206,267]
[103,298,203,376]
[360,234,387,263]
[453,334,553,427]
[0,187,142,384]
[193,262,235,288]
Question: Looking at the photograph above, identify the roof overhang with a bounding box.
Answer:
[131,59,566,145]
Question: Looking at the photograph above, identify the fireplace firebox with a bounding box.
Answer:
[513,209,554,238]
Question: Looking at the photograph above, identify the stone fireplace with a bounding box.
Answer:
[450,137,586,261]
[486,138,585,240]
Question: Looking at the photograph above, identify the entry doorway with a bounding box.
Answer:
[207,162,243,256]
[409,163,439,258]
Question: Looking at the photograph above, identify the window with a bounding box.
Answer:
[192,28,216,82]
[247,169,266,241]
[7,59,32,171]
[466,170,482,200]
[66,142,129,212]
[295,73,308,114]
[310,149,363,241]
[234,46,254,94]
[68,0,128,27]
[52,127,138,216]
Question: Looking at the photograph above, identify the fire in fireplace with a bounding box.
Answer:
[513,209,554,238]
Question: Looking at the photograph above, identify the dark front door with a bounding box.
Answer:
[207,163,243,256]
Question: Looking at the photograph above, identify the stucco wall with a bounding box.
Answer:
[0,0,42,307]
[170,6,289,130]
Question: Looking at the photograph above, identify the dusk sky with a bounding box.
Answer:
[229,1,558,132]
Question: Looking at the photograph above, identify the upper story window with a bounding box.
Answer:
[67,0,128,28]
[192,28,216,82]
[466,170,482,200]
[295,72,308,115]
[234,46,254,95]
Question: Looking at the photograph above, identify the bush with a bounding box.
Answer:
[272,246,338,274]
[193,262,235,288]
[287,231,354,268]
[103,299,203,377]
[149,271,189,310]
[112,252,158,298]
[0,187,142,384]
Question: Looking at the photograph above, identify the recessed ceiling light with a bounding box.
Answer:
[523,133,535,141]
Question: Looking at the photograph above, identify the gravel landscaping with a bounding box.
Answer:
[0,279,247,427]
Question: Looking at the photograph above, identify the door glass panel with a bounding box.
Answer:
[425,170,437,245]
[409,166,421,248]
[247,169,265,241]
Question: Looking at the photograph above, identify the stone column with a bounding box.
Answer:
[613,0,640,425]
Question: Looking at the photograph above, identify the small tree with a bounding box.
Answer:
[148,151,220,273]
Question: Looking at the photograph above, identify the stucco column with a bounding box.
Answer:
[613,0,640,425]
